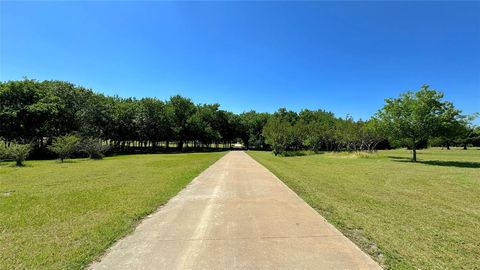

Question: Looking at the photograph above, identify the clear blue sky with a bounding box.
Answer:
[1,1,479,122]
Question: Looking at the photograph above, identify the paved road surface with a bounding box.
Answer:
[90,151,381,270]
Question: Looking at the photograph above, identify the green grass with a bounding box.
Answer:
[248,148,480,269]
[0,152,225,269]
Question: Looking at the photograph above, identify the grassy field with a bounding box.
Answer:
[248,148,480,269]
[0,152,225,269]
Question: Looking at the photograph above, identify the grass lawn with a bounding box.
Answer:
[248,148,480,270]
[0,152,225,269]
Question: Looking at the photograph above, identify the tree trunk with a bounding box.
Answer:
[412,145,417,162]
[177,140,184,151]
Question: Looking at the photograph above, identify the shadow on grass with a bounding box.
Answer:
[283,151,308,157]
[0,162,33,168]
[388,156,480,168]
[282,150,324,157]
[54,159,81,164]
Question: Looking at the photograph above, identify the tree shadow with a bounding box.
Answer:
[55,159,80,164]
[283,151,308,157]
[0,162,33,168]
[388,156,480,168]
[282,150,324,157]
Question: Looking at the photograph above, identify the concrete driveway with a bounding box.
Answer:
[90,151,381,270]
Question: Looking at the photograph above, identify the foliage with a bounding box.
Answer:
[239,111,270,149]
[0,143,6,160]
[0,80,244,154]
[2,143,31,166]
[375,85,471,161]
[168,95,196,150]
[262,108,388,154]
[0,79,60,143]
[464,126,480,147]
[48,135,81,162]
[0,80,475,158]
[81,138,109,159]
[263,115,295,155]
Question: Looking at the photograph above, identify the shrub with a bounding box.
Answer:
[81,138,109,159]
[0,145,6,160]
[263,117,294,156]
[4,143,31,166]
[48,135,80,162]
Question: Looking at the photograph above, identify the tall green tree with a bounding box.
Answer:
[263,112,296,155]
[376,85,462,161]
[137,98,170,149]
[239,111,270,149]
[189,104,222,147]
[361,119,386,151]
[167,95,196,150]
[107,98,140,149]
[299,109,337,151]
[0,79,60,144]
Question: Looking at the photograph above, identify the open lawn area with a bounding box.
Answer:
[0,152,225,269]
[248,148,480,269]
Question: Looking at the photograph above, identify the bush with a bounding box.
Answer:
[4,143,31,166]
[0,145,6,160]
[48,135,80,162]
[263,117,294,156]
[81,138,109,159]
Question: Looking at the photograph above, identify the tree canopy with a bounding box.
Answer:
[375,85,471,161]
[0,79,476,160]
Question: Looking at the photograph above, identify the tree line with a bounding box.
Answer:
[1,79,478,164]
[0,79,243,154]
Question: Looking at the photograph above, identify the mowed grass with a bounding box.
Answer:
[248,148,480,269]
[0,152,225,269]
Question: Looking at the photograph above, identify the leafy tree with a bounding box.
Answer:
[239,111,270,149]
[48,135,80,162]
[466,126,480,147]
[431,109,478,150]
[106,98,141,149]
[0,144,6,160]
[81,138,109,159]
[167,95,196,150]
[77,92,111,139]
[454,122,480,149]
[137,98,171,149]
[5,143,31,166]
[42,81,84,137]
[376,85,462,161]
[1,79,474,158]
[335,117,362,151]
[296,109,337,151]
[275,108,298,123]
[361,119,386,151]
[263,116,294,155]
[190,104,222,147]
[0,79,60,145]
